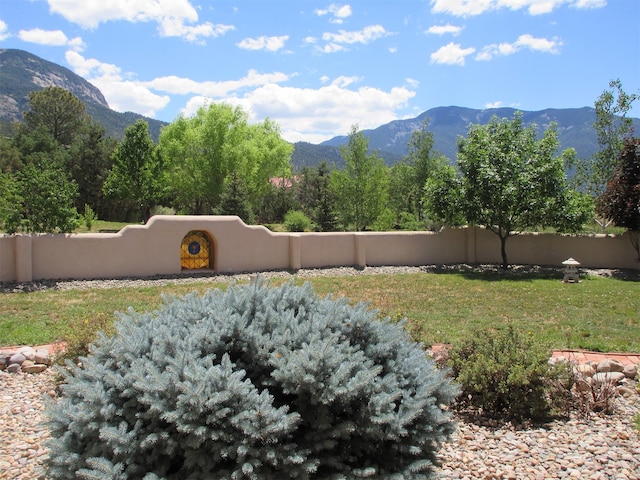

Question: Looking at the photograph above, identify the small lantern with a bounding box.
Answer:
[562,257,580,283]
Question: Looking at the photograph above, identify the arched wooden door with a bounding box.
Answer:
[180,231,213,269]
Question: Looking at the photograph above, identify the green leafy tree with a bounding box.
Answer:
[103,120,164,222]
[330,125,388,231]
[23,86,86,147]
[405,119,449,220]
[4,158,79,233]
[455,112,593,268]
[589,79,638,196]
[3,123,81,233]
[0,172,22,230]
[597,137,640,262]
[423,163,466,229]
[387,162,418,225]
[159,103,292,215]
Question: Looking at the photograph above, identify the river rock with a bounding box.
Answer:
[22,364,48,374]
[17,347,36,361]
[597,358,624,373]
[576,363,596,377]
[6,363,21,373]
[622,363,637,379]
[592,371,625,385]
[34,349,50,366]
[9,353,26,366]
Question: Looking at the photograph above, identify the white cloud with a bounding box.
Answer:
[316,24,391,53]
[18,28,69,46]
[315,4,353,24]
[146,70,290,97]
[17,28,86,51]
[430,0,607,16]
[405,78,420,89]
[426,24,464,36]
[516,33,562,53]
[46,0,234,43]
[65,51,170,116]
[182,81,416,143]
[331,75,360,87]
[0,20,10,41]
[237,35,289,52]
[477,34,562,60]
[430,42,476,65]
[323,24,390,45]
[485,101,504,108]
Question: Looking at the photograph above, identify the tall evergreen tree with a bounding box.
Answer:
[215,171,254,223]
[23,86,86,147]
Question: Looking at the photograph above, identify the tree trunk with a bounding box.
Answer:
[500,233,509,269]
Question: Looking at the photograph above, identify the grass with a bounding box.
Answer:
[74,219,134,233]
[1,270,639,354]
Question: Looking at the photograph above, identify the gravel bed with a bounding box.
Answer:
[1,263,637,293]
[2,369,639,480]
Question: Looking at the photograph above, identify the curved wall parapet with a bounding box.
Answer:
[0,215,636,283]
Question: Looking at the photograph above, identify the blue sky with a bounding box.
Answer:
[1,0,638,143]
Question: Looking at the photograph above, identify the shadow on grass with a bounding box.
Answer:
[421,264,640,282]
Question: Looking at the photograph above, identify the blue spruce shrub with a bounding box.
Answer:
[46,280,458,479]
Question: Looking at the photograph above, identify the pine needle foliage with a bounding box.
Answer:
[46,280,458,479]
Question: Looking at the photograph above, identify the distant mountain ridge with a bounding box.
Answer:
[0,49,167,140]
[296,106,640,169]
[2,49,638,169]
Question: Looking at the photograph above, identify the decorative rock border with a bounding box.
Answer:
[0,346,53,374]
[551,356,639,397]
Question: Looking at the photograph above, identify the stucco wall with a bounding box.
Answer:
[0,215,637,283]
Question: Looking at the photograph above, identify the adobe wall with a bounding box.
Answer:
[0,215,637,283]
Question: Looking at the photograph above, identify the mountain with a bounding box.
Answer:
[3,49,638,168]
[292,106,640,169]
[0,49,167,140]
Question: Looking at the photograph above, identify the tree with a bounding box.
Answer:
[3,123,81,233]
[0,172,22,230]
[405,119,449,220]
[576,79,638,230]
[4,158,79,233]
[455,113,592,268]
[597,137,640,262]
[422,162,465,228]
[103,120,164,222]
[590,79,638,195]
[214,171,254,223]
[296,162,337,231]
[68,120,117,218]
[330,126,388,231]
[159,103,292,215]
[23,86,86,147]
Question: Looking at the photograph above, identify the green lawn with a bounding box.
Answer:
[1,271,638,353]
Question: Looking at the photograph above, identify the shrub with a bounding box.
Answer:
[448,325,564,421]
[46,280,458,479]
[83,204,97,231]
[284,209,312,232]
